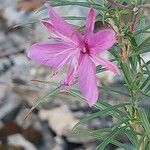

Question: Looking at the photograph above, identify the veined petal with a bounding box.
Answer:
[85,7,96,41]
[78,54,98,107]
[88,29,116,53]
[45,4,82,45]
[91,54,120,74]
[63,62,75,86]
[42,21,77,44]
[27,43,74,68]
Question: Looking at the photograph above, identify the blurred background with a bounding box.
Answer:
[0,0,149,150]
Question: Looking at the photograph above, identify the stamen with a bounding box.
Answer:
[83,47,86,53]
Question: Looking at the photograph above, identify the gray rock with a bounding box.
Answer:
[39,105,79,136]
[0,90,22,122]
[84,142,97,150]
[0,84,7,102]
[52,136,67,150]
[38,121,55,150]
[8,134,37,150]
[16,108,55,150]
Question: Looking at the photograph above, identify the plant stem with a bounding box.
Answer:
[117,16,145,149]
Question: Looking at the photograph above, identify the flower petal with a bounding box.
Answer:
[42,21,76,44]
[91,54,120,74]
[27,43,74,68]
[63,62,75,86]
[85,8,96,41]
[78,54,98,107]
[88,29,116,53]
[45,4,82,45]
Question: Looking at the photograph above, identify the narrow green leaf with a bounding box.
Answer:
[125,31,137,47]
[73,128,111,139]
[138,37,150,54]
[67,88,85,103]
[141,60,150,69]
[140,90,150,97]
[140,76,150,90]
[96,65,107,74]
[142,37,150,46]
[140,57,150,75]
[120,63,135,89]
[96,126,128,150]
[47,0,106,12]
[145,85,150,93]
[24,86,60,119]
[95,101,129,119]
[13,18,40,28]
[146,142,150,150]
[96,59,118,74]
[73,102,130,129]
[129,55,138,72]
[134,25,150,36]
[137,132,146,150]
[68,88,130,120]
[73,128,131,150]
[111,140,132,150]
[124,128,137,147]
[139,109,150,139]
[136,11,145,45]
[99,86,130,97]
[63,16,86,20]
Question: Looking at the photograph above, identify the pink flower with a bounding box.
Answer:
[27,4,120,107]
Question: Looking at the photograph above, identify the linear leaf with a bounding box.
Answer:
[99,86,130,97]
[24,86,60,119]
[95,101,129,119]
[73,102,130,129]
[47,0,106,11]
[73,128,131,150]
[139,109,150,139]
[63,16,86,20]
[73,128,111,139]
[68,89,129,119]
[134,25,150,35]
[140,76,150,90]
[124,128,137,147]
[96,126,128,150]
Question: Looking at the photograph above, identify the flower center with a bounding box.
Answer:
[82,43,90,54]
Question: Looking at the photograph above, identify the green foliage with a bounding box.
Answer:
[139,109,150,139]
[23,0,150,149]
[24,86,60,119]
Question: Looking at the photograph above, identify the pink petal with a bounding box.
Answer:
[42,21,76,44]
[45,4,82,45]
[27,43,74,68]
[63,62,75,86]
[88,29,116,53]
[78,54,98,107]
[91,54,120,74]
[85,8,96,41]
